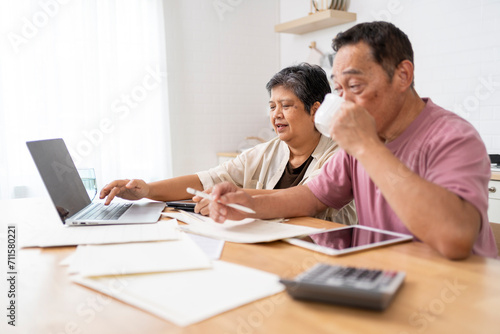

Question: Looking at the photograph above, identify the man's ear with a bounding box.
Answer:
[395,60,414,91]
[310,101,321,117]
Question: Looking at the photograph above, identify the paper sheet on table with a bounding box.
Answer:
[186,233,224,259]
[72,260,284,327]
[67,232,212,276]
[162,211,324,243]
[61,231,225,264]
[21,219,180,248]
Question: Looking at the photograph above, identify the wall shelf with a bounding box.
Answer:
[275,9,356,35]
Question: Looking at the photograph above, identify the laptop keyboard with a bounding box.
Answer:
[76,202,132,220]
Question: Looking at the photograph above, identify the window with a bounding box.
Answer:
[0,0,172,199]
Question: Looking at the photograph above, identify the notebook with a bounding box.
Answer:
[26,138,165,226]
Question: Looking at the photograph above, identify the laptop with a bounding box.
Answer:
[27,138,165,226]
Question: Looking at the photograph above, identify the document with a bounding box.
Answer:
[187,234,225,259]
[72,260,284,327]
[67,232,212,276]
[21,219,180,248]
[162,211,323,243]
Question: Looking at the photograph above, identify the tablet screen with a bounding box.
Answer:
[294,226,409,252]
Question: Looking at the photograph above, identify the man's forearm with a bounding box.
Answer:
[253,185,327,220]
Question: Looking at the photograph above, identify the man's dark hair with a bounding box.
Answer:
[332,21,414,86]
[266,63,331,114]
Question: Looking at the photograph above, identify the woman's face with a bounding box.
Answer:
[269,86,318,147]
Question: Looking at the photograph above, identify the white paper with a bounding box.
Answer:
[163,211,323,243]
[68,233,212,276]
[187,233,225,260]
[21,218,180,248]
[60,253,75,266]
[1,197,62,233]
[72,261,284,327]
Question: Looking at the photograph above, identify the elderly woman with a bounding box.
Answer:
[100,63,356,225]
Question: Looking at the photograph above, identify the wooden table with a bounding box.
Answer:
[7,216,500,334]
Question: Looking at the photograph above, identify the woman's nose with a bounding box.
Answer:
[272,105,282,118]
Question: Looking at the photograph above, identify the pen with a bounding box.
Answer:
[186,187,256,214]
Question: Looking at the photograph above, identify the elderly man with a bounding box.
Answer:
[207,21,498,260]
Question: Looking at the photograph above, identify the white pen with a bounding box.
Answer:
[186,187,256,214]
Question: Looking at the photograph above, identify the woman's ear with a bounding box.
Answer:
[310,101,321,117]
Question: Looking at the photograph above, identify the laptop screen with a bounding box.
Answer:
[27,138,91,222]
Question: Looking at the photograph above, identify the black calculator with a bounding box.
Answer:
[279,263,405,310]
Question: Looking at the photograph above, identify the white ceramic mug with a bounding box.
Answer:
[314,93,344,138]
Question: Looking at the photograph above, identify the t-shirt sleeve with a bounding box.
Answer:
[301,168,320,184]
[307,149,354,210]
[423,116,490,223]
[419,116,496,257]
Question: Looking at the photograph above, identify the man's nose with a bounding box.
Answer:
[342,91,354,102]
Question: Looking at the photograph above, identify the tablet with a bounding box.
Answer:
[284,225,413,256]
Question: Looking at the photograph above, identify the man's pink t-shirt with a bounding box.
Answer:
[308,98,498,258]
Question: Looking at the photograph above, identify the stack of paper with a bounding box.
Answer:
[162,211,323,243]
[67,233,212,276]
[72,260,284,327]
[61,226,283,326]
[21,219,180,248]
[58,220,285,326]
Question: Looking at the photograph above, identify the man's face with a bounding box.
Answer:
[331,42,404,138]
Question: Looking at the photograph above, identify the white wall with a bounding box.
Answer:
[279,0,500,154]
[163,0,280,176]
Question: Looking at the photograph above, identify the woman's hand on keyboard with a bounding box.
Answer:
[99,179,150,205]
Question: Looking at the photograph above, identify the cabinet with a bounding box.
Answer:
[488,179,500,223]
[488,180,500,223]
[489,176,500,255]
[489,172,500,223]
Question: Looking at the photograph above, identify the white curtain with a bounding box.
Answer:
[0,0,172,199]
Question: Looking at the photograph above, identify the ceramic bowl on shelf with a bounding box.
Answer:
[312,0,348,12]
